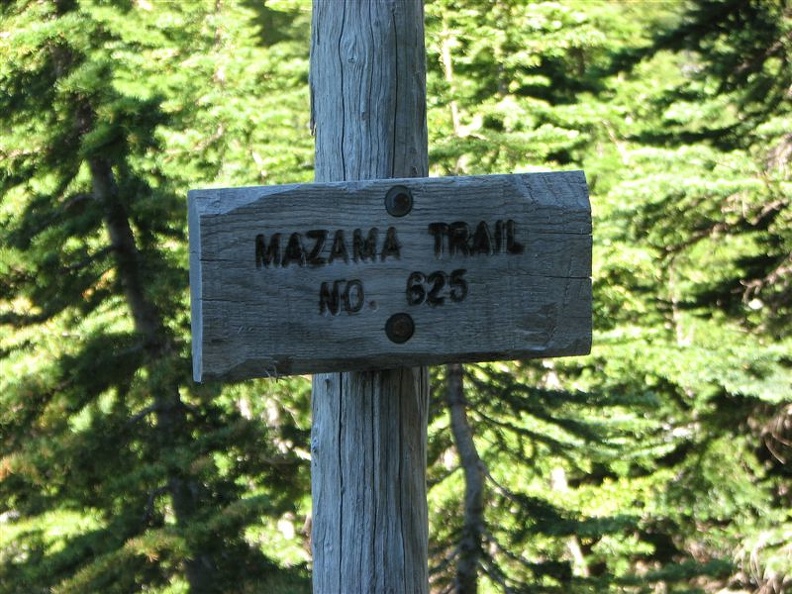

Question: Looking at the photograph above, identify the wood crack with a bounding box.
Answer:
[338,3,348,179]
[390,9,399,178]
[336,372,344,594]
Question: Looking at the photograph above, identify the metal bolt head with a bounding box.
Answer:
[385,313,415,344]
[385,185,413,217]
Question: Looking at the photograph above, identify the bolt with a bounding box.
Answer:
[385,185,413,217]
[385,313,415,344]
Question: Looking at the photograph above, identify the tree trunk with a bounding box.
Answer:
[89,156,217,593]
[447,363,485,594]
[309,1,430,592]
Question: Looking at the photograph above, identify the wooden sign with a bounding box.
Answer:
[188,171,591,381]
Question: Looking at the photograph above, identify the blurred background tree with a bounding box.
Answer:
[425,1,791,592]
[0,1,313,592]
[2,1,790,593]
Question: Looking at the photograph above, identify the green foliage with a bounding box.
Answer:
[1,1,312,592]
[424,1,792,592]
[2,0,791,592]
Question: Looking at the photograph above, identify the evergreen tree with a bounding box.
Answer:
[423,2,678,592]
[0,1,312,592]
[424,1,791,592]
[591,0,792,590]
[3,1,789,592]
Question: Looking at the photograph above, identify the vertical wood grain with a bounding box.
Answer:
[310,1,430,592]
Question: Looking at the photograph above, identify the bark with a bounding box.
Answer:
[309,1,430,592]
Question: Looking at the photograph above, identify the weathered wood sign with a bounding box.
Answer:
[188,170,591,381]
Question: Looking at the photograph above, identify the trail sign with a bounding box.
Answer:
[188,170,591,381]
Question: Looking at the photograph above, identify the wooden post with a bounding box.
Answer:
[309,1,430,592]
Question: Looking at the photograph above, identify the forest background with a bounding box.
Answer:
[1,0,790,593]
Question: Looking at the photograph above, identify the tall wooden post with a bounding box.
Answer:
[309,1,430,592]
